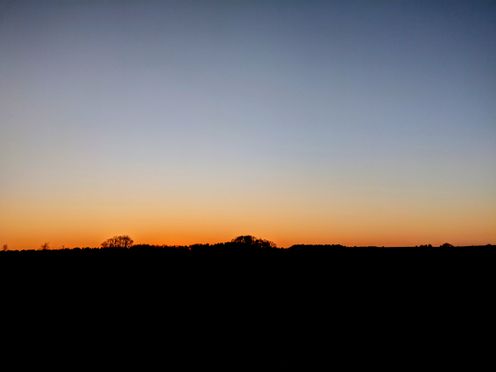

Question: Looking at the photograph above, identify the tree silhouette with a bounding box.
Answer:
[101,235,134,249]
[440,243,454,248]
[41,242,49,250]
[2,244,7,252]
[231,235,276,249]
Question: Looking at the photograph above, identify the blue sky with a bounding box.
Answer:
[1,0,495,248]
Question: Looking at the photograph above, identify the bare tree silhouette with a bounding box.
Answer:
[41,242,50,250]
[101,235,134,249]
[2,244,7,252]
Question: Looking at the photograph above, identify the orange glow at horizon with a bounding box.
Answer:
[2,187,495,249]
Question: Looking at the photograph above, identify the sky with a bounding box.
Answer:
[1,0,495,249]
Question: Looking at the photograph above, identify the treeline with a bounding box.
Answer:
[1,242,495,257]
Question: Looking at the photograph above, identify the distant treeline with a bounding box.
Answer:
[1,242,495,257]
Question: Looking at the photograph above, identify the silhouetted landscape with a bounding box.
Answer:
[2,234,495,371]
[1,234,494,258]
[2,1,495,369]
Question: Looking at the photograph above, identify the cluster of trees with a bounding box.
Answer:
[230,235,276,249]
[98,234,276,250]
[101,235,134,249]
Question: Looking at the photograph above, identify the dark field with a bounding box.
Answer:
[2,242,494,370]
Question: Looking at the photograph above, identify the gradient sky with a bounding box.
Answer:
[1,0,495,249]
